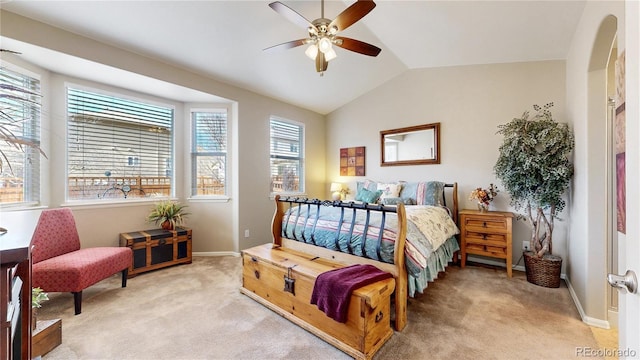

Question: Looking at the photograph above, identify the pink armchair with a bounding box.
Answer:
[31,208,133,315]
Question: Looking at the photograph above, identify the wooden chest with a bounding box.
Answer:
[240,244,395,360]
[119,227,192,277]
[32,319,62,358]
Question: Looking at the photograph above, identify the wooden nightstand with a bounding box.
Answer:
[459,209,514,277]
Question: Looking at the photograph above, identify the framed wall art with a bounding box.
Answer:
[340,146,365,176]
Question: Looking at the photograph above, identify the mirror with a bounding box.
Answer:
[380,122,440,166]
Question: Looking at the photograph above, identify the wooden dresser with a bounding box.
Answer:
[459,209,514,277]
[1,229,34,360]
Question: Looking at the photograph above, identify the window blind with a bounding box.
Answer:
[67,87,174,200]
[191,110,227,196]
[0,66,41,205]
[270,118,303,193]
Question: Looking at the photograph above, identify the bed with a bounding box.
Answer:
[271,181,460,331]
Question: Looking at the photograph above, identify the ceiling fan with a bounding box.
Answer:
[265,0,381,74]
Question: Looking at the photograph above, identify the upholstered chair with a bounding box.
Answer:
[31,208,133,315]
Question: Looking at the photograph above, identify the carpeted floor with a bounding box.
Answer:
[38,256,602,360]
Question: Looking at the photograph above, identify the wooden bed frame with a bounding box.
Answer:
[270,182,458,331]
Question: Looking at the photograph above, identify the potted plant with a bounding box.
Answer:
[493,103,574,288]
[31,287,49,330]
[147,200,189,230]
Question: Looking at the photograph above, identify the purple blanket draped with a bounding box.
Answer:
[310,264,392,323]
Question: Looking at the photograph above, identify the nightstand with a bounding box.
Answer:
[459,209,514,277]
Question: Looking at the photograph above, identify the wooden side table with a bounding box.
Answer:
[459,209,514,277]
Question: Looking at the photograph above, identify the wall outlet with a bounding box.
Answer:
[522,241,530,251]
[244,229,250,238]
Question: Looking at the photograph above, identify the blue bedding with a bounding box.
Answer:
[282,204,460,296]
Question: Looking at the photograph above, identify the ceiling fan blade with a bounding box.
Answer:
[315,52,328,73]
[264,39,307,52]
[0,49,22,55]
[335,37,381,57]
[329,0,376,32]
[269,1,317,31]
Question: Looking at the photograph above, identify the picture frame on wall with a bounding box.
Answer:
[340,146,365,176]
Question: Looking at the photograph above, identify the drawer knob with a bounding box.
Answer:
[482,234,487,240]
[254,270,260,279]
[375,311,384,323]
[483,221,487,228]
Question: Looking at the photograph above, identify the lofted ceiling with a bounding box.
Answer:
[0,1,586,115]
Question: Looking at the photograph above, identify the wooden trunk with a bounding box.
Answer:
[119,227,192,277]
[32,319,61,358]
[240,244,395,360]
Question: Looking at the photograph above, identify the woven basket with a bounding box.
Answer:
[524,252,562,288]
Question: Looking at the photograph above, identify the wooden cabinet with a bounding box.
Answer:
[119,227,192,277]
[459,209,514,277]
[1,234,32,360]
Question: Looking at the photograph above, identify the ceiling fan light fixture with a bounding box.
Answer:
[305,44,318,60]
[318,37,332,53]
[266,0,380,73]
[325,48,337,61]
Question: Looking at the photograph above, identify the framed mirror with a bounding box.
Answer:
[380,122,440,166]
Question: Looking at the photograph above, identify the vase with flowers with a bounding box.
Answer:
[469,184,499,212]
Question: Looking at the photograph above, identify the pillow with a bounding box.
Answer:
[399,181,444,206]
[355,188,383,204]
[376,183,402,200]
[356,180,378,194]
[381,197,414,206]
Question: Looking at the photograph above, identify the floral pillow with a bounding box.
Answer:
[376,183,402,200]
[356,180,378,193]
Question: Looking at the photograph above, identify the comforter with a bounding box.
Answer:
[281,204,460,286]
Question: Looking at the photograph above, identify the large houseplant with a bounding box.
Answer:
[147,200,189,230]
[493,103,574,287]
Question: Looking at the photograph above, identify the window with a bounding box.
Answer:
[191,109,227,196]
[67,87,174,200]
[270,117,304,193]
[0,66,42,205]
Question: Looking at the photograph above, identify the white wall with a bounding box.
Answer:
[326,60,567,268]
[0,11,326,253]
[565,1,625,325]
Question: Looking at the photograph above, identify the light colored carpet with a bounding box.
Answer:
[38,256,602,360]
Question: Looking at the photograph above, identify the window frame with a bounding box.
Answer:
[65,83,176,203]
[0,63,43,208]
[190,107,229,199]
[269,116,305,196]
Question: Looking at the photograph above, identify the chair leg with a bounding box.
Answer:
[73,291,82,315]
[121,269,128,287]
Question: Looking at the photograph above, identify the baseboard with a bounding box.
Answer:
[193,251,240,257]
[564,276,611,329]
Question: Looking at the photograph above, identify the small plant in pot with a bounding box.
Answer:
[147,200,189,230]
[31,287,49,330]
[494,103,574,288]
